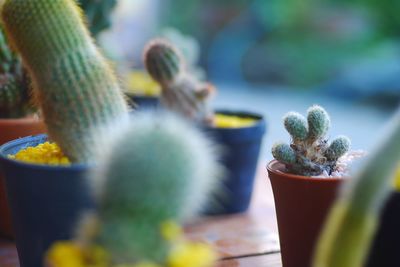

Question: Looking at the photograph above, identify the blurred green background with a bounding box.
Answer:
[100,0,400,106]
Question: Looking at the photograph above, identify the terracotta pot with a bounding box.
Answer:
[0,116,46,239]
[267,160,345,267]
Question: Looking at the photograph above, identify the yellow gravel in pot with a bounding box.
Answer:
[8,142,70,166]
[214,114,257,128]
[125,71,161,96]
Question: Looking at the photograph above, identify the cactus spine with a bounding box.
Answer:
[0,26,32,118]
[78,0,117,38]
[144,39,214,125]
[313,108,400,267]
[2,0,129,162]
[86,113,220,264]
[272,105,351,176]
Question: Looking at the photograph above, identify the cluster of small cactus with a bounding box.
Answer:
[0,26,32,118]
[272,105,351,176]
[1,0,129,162]
[144,39,215,125]
[313,108,400,267]
[80,113,220,264]
[78,0,117,38]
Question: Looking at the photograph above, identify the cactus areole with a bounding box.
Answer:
[272,105,351,177]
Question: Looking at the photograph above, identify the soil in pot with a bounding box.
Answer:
[204,110,266,215]
[267,160,345,267]
[0,134,93,267]
[0,116,46,239]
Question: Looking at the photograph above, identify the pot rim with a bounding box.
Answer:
[267,159,348,182]
[0,134,89,171]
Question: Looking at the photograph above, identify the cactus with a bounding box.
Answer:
[144,39,214,125]
[0,26,32,118]
[84,112,221,264]
[2,0,129,162]
[78,0,117,38]
[272,105,351,176]
[313,108,400,267]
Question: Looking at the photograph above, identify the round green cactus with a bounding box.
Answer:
[89,112,221,263]
[272,105,350,176]
[283,112,308,141]
[2,0,129,162]
[144,39,214,125]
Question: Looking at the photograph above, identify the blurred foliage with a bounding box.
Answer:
[162,0,400,88]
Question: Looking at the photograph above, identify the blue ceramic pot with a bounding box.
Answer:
[126,94,160,110]
[204,110,266,214]
[366,192,400,267]
[0,134,94,267]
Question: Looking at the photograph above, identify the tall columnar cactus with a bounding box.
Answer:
[272,105,351,176]
[144,39,215,125]
[78,0,117,38]
[2,0,129,162]
[313,108,400,267]
[0,26,32,118]
[84,113,221,264]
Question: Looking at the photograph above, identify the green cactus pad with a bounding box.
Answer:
[2,0,128,162]
[325,136,351,161]
[307,105,330,142]
[272,143,296,165]
[144,39,182,85]
[90,112,221,262]
[283,112,308,141]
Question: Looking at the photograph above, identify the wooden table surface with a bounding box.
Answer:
[0,166,282,267]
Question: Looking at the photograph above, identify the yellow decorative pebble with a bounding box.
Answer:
[393,166,400,191]
[167,242,217,267]
[214,114,257,128]
[46,242,85,267]
[8,142,70,166]
[125,71,161,96]
[160,220,183,242]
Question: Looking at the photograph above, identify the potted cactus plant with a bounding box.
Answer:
[45,113,220,267]
[0,0,117,239]
[0,0,129,266]
[143,39,266,214]
[266,105,353,267]
[0,26,46,239]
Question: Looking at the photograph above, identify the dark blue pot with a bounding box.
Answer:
[0,134,94,267]
[366,192,400,267]
[126,94,160,110]
[204,110,266,215]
